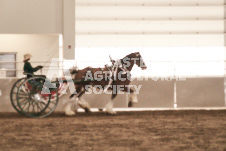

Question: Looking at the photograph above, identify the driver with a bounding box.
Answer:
[23,53,43,78]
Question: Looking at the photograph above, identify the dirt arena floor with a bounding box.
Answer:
[0,110,226,151]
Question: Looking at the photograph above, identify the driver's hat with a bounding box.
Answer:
[23,53,32,61]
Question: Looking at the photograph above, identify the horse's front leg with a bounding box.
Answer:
[126,87,138,107]
[105,92,117,115]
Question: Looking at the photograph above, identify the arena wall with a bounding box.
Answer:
[177,78,225,107]
[0,77,224,112]
[0,0,63,34]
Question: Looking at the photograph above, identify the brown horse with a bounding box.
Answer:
[64,52,147,115]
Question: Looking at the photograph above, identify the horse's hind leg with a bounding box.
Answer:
[77,90,91,113]
[64,93,77,116]
[64,85,82,116]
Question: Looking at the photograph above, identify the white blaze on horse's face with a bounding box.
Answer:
[135,53,147,70]
[140,58,147,70]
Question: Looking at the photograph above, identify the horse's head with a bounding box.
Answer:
[121,52,147,71]
[132,52,147,70]
[69,67,78,75]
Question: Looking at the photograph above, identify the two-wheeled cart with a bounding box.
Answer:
[10,76,70,118]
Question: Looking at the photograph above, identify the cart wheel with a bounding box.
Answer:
[17,77,59,118]
[10,78,26,114]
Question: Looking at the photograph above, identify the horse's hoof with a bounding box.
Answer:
[65,111,76,116]
[128,101,133,107]
[85,108,91,113]
[106,111,117,115]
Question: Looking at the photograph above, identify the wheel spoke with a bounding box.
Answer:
[49,101,57,105]
[19,99,29,106]
[37,103,44,111]
[46,106,53,111]
[31,101,35,114]
[34,102,40,114]
[23,100,31,112]
[18,95,28,100]
[20,99,29,107]
[18,93,29,96]
[36,103,41,112]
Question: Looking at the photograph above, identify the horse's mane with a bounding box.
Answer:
[121,52,140,60]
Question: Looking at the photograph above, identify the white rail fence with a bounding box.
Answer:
[0,60,225,79]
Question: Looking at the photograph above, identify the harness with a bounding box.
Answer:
[104,58,128,92]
